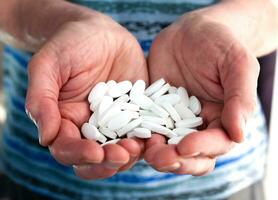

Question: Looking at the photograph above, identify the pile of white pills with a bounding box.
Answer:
[81,78,202,145]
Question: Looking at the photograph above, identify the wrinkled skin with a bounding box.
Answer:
[25,14,148,179]
[145,13,259,175]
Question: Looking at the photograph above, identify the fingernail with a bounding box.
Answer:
[73,164,93,170]
[158,162,181,172]
[182,152,201,158]
[105,161,125,169]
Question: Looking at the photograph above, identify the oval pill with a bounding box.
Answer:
[130,80,146,97]
[107,111,133,131]
[88,111,98,127]
[169,86,178,94]
[144,78,166,96]
[108,81,132,98]
[117,102,140,112]
[98,96,113,118]
[150,104,169,118]
[177,87,189,107]
[81,123,100,140]
[174,103,196,119]
[114,94,130,104]
[101,139,120,146]
[155,94,181,106]
[117,117,142,137]
[88,82,108,109]
[165,117,174,129]
[141,116,167,125]
[162,102,181,122]
[107,80,117,90]
[141,121,176,138]
[175,117,203,128]
[189,96,201,115]
[98,105,121,127]
[130,94,154,109]
[150,83,171,100]
[99,127,117,139]
[97,133,107,144]
[132,128,152,138]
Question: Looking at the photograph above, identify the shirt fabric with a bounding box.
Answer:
[0,0,268,200]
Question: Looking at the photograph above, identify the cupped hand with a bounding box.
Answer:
[25,12,148,179]
[145,12,259,175]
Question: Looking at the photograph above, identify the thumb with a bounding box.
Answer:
[25,51,61,146]
[221,44,259,143]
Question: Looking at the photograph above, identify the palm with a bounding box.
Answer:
[26,19,148,179]
[145,14,258,175]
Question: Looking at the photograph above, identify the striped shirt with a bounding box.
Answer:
[0,0,268,199]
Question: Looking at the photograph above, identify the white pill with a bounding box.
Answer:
[116,117,142,137]
[155,94,181,106]
[150,83,171,100]
[144,78,166,96]
[108,81,132,98]
[127,111,140,119]
[114,94,130,104]
[88,111,98,127]
[97,133,107,144]
[132,128,152,138]
[169,86,178,94]
[189,96,201,115]
[175,117,203,128]
[168,136,184,145]
[107,111,133,131]
[174,103,196,119]
[173,128,197,136]
[117,102,140,112]
[141,121,176,138]
[162,102,181,122]
[81,123,100,140]
[107,80,117,89]
[165,117,174,129]
[130,94,154,109]
[141,116,167,125]
[98,105,121,127]
[139,110,158,117]
[88,82,108,110]
[177,87,189,107]
[97,96,113,118]
[101,139,120,146]
[130,80,146,97]
[150,104,169,118]
[99,127,117,139]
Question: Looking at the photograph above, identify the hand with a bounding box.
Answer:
[25,13,148,179]
[145,12,259,175]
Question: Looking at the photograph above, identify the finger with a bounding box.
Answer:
[59,101,91,128]
[221,44,259,143]
[117,138,142,171]
[49,119,104,165]
[177,128,233,158]
[148,145,181,172]
[73,164,117,180]
[103,144,130,169]
[144,134,167,164]
[172,157,216,176]
[26,52,61,146]
[145,133,166,149]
